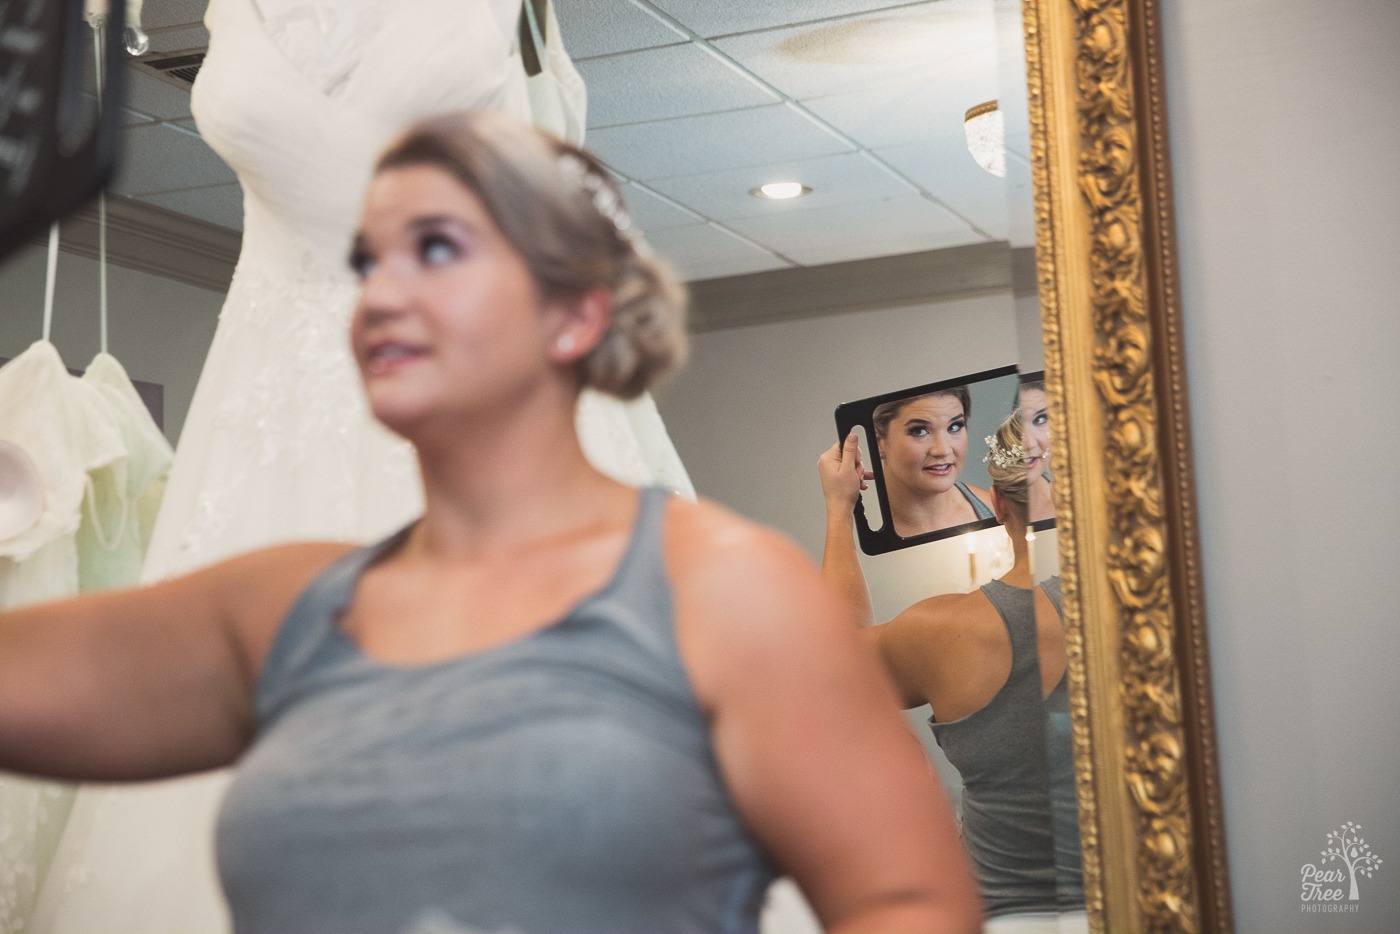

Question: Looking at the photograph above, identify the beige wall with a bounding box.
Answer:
[1164,1,1400,929]
[0,243,223,444]
[656,292,1019,576]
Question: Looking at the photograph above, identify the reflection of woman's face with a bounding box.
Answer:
[879,394,968,498]
[1020,387,1051,474]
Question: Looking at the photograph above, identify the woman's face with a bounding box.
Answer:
[1019,387,1051,475]
[348,165,558,435]
[879,394,969,498]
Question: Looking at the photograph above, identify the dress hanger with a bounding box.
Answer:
[42,224,59,346]
[39,14,111,353]
[87,8,110,356]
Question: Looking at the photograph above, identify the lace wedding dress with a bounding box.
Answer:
[28,2,690,931]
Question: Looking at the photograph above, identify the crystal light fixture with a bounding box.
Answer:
[963,100,1005,178]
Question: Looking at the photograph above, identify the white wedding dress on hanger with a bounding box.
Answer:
[29,2,691,931]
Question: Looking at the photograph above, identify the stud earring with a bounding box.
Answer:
[556,334,577,354]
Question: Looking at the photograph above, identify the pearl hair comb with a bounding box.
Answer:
[557,153,647,253]
[983,433,1028,470]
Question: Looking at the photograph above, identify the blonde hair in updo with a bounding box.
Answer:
[986,410,1031,524]
[374,110,688,399]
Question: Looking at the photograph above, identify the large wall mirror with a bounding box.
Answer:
[5,0,1228,930]
[596,0,1229,930]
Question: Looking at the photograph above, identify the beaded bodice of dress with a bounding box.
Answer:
[194,0,528,272]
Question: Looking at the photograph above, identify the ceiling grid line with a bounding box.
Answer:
[600,0,999,244]
[109,0,1011,282]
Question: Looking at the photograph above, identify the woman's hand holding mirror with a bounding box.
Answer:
[817,431,873,515]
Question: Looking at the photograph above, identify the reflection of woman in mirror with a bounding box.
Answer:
[825,410,1085,930]
[0,112,983,934]
[871,387,994,538]
[1017,380,1055,523]
[817,387,994,624]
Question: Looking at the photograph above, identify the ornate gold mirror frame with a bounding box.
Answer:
[1022,0,1233,930]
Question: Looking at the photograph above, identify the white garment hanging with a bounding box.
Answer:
[0,343,120,933]
[75,354,174,592]
[0,342,173,933]
[0,343,126,607]
[521,0,588,143]
[30,2,692,932]
[3,14,175,929]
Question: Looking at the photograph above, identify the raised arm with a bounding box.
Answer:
[669,501,982,934]
[0,542,351,782]
[816,431,875,628]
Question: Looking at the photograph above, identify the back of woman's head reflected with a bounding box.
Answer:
[985,409,1031,525]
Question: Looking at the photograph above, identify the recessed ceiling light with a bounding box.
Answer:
[751,181,811,200]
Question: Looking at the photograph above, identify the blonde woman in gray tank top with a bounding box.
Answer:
[0,112,981,934]
[821,408,1084,929]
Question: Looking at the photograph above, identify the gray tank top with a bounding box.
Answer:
[216,487,776,934]
[1038,578,1086,911]
[954,480,995,521]
[926,578,1061,918]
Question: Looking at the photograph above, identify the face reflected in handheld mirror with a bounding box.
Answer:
[835,366,1022,555]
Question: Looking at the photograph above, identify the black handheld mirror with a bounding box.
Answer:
[835,365,1021,555]
[0,0,125,262]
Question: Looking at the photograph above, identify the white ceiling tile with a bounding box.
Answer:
[725,195,985,266]
[875,139,1009,240]
[146,24,211,54]
[137,0,208,30]
[646,0,914,38]
[117,0,1025,281]
[681,253,794,282]
[1001,151,1035,247]
[122,66,194,120]
[110,123,236,196]
[803,66,998,150]
[555,0,687,58]
[121,108,159,127]
[139,183,244,230]
[579,44,779,128]
[620,183,706,232]
[645,223,788,280]
[646,151,913,222]
[83,89,158,126]
[713,1,994,102]
[587,104,853,180]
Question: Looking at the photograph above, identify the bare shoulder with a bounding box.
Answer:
[661,496,825,605]
[661,496,863,710]
[216,540,359,580]
[887,588,985,636]
[195,540,361,664]
[200,540,359,605]
[872,588,983,661]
